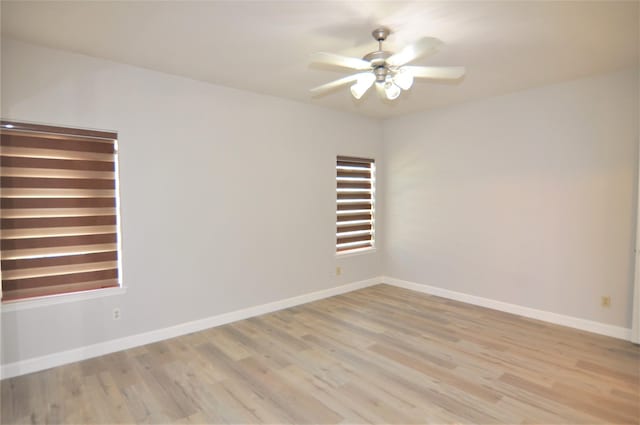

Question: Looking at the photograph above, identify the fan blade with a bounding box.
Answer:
[404,66,466,80]
[386,37,443,67]
[311,52,371,70]
[310,74,362,96]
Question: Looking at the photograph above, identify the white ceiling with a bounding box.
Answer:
[1,1,638,119]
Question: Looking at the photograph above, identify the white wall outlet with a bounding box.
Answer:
[113,308,121,320]
[336,266,342,276]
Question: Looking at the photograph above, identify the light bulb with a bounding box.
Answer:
[384,81,401,100]
[393,69,414,90]
[350,73,376,99]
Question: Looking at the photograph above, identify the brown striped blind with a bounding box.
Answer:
[336,156,375,253]
[1,120,120,302]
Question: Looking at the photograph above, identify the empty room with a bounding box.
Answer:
[1,1,639,424]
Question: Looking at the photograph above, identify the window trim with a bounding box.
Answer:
[1,285,126,312]
[336,245,376,258]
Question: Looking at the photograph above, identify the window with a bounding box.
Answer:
[1,120,121,302]
[336,156,375,253]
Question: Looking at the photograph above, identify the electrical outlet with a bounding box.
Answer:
[601,296,611,308]
[336,266,342,276]
[113,308,121,320]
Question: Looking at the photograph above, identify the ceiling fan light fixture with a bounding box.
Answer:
[393,69,414,90]
[310,27,465,102]
[350,73,376,99]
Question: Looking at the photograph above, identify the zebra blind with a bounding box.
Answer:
[1,120,120,302]
[336,156,375,253]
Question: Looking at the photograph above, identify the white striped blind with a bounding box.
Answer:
[336,156,375,253]
[1,120,120,302]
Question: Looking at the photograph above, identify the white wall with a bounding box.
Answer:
[0,38,384,365]
[383,68,639,328]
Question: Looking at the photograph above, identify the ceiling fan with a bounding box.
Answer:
[310,27,465,101]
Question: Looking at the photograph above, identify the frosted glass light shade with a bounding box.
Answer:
[393,69,414,90]
[350,73,376,99]
[384,81,401,100]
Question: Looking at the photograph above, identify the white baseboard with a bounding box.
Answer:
[382,276,632,341]
[1,277,380,379]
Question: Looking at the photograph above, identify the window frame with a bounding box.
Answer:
[336,156,376,255]
[1,119,124,305]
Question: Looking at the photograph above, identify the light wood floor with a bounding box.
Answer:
[2,284,639,424]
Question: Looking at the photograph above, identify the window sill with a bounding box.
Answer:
[336,247,376,259]
[1,286,127,312]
